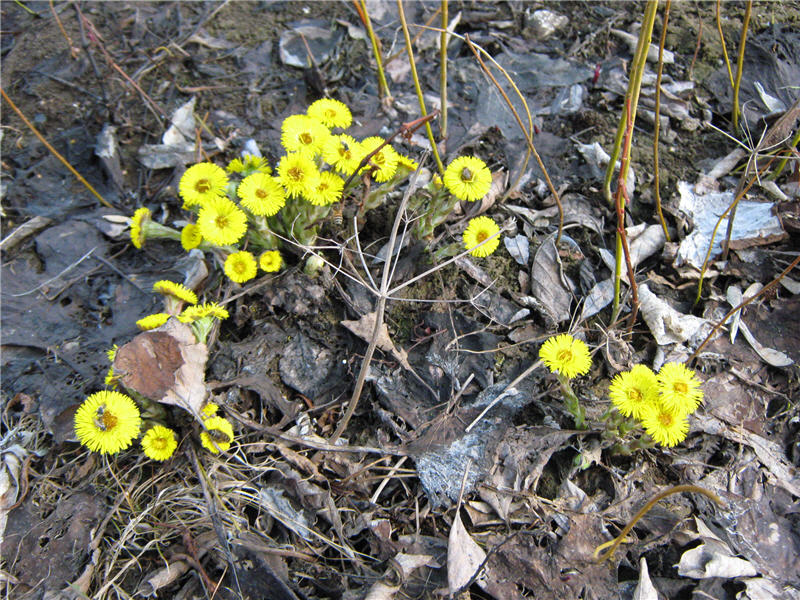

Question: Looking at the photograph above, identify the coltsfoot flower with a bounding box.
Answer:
[179,162,229,207]
[226,154,271,175]
[180,223,203,250]
[197,197,248,246]
[74,391,142,455]
[323,134,362,176]
[200,416,234,454]
[641,403,690,447]
[153,280,197,305]
[179,302,229,323]
[609,364,659,420]
[359,136,398,183]
[136,313,171,330]
[259,250,283,273]
[237,173,285,217]
[224,250,258,284]
[277,153,321,199]
[307,98,352,129]
[443,156,492,201]
[462,216,501,257]
[308,171,344,206]
[201,402,219,419]
[130,207,151,249]
[141,425,178,461]
[657,362,704,416]
[281,114,330,157]
[539,334,592,379]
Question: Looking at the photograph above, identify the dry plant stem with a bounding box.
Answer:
[602,0,658,207]
[1,88,113,209]
[49,0,78,58]
[688,19,703,81]
[694,159,772,303]
[731,0,752,133]
[462,36,565,242]
[594,484,724,562]
[770,126,800,180]
[329,166,423,445]
[355,0,391,101]
[396,0,445,175]
[688,254,800,365]
[716,0,735,88]
[439,0,449,143]
[612,98,639,323]
[653,0,672,243]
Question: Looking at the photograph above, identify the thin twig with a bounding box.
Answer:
[653,0,672,243]
[731,0,752,132]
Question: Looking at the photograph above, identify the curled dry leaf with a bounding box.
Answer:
[448,511,487,593]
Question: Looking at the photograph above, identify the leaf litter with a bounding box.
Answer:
[2,2,799,600]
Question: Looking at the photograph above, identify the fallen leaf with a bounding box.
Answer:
[633,557,659,600]
[341,311,411,371]
[638,284,709,345]
[448,511,487,593]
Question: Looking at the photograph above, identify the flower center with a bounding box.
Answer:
[234,261,246,274]
[214,215,230,229]
[674,382,688,394]
[461,167,474,182]
[325,109,336,120]
[153,437,167,450]
[658,412,673,427]
[557,349,573,363]
[299,132,313,145]
[255,188,267,199]
[476,231,488,243]
[195,178,211,193]
[288,167,303,181]
[98,407,117,431]
[628,388,643,402]
[372,152,385,166]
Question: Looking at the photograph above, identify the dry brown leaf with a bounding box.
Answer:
[341,311,411,370]
[447,510,487,593]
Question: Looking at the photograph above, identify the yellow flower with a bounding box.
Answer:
[200,416,234,454]
[308,171,344,206]
[259,250,283,273]
[104,366,118,388]
[539,334,592,379]
[74,391,141,455]
[226,154,271,175]
[277,153,321,199]
[396,153,419,173]
[322,134,362,176]
[179,302,229,323]
[609,365,659,420]
[136,313,171,330]
[181,223,203,250]
[130,207,151,249]
[657,362,704,416]
[224,251,258,284]
[307,98,352,129]
[443,156,492,201]
[237,173,286,216]
[280,114,330,157]
[359,136,398,183]
[641,403,690,447]
[197,196,248,246]
[201,402,219,419]
[141,425,178,461]
[179,162,229,207]
[462,216,501,257]
[153,280,197,305]
[106,344,119,362]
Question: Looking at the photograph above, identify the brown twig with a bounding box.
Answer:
[687,253,800,365]
[688,19,703,81]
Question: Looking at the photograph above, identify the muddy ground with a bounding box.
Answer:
[2,1,800,599]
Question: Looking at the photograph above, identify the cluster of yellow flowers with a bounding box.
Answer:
[538,333,704,447]
[609,361,703,447]
[73,390,234,460]
[129,98,504,282]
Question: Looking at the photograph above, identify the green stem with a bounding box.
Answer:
[558,374,585,429]
[731,0,751,133]
[357,0,391,101]
[439,0,448,143]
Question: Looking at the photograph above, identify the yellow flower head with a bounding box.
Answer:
[462,216,501,257]
[106,344,119,363]
[153,280,198,305]
[322,134,362,176]
[237,173,286,217]
[179,302,230,323]
[308,171,344,206]
[224,250,258,284]
[259,250,283,273]
[136,313,171,330]
[539,333,592,379]
[609,364,659,420]
[657,362,704,416]
[179,162,229,207]
[277,153,321,199]
[74,391,141,455]
[104,366,119,388]
[180,223,203,250]
[201,402,219,419]
[641,404,690,447]
[281,114,330,157]
[396,153,419,173]
[130,207,151,249]
[141,425,178,461]
[226,154,271,175]
[443,156,492,201]
[200,416,234,454]
[197,196,248,246]
[359,136,398,183]
[307,98,352,129]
